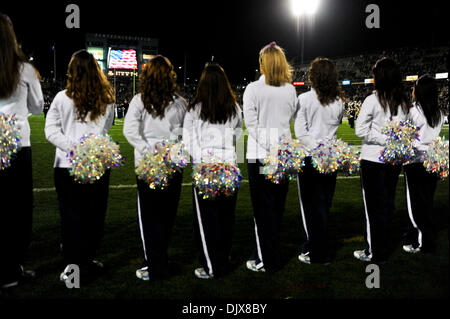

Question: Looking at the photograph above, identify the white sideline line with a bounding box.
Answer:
[33,175,402,193]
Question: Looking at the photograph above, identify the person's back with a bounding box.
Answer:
[243,42,298,273]
[0,13,43,289]
[45,89,114,167]
[353,57,412,263]
[243,42,298,161]
[123,55,186,167]
[122,55,187,281]
[295,88,344,150]
[294,57,345,265]
[183,63,242,279]
[0,62,43,146]
[402,74,445,254]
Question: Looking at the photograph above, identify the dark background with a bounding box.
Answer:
[1,0,448,83]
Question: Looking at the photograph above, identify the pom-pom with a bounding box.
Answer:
[340,143,361,176]
[423,137,449,179]
[379,118,420,165]
[310,137,360,175]
[193,157,242,200]
[0,113,21,170]
[262,136,307,184]
[67,133,124,184]
[136,140,189,190]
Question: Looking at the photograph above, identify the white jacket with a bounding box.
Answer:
[45,90,114,168]
[123,93,187,166]
[355,92,408,163]
[0,63,43,147]
[243,75,298,160]
[294,88,345,152]
[407,102,444,162]
[182,103,242,164]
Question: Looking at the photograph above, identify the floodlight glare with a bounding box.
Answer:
[291,0,320,16]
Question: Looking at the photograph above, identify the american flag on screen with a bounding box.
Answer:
[109,49,137,69]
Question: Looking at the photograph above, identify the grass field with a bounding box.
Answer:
[3,115,448,300]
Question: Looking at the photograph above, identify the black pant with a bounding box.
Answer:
[403,163,439,252]
[54,168,110,270]
[247,160,289,272]
[360,160,401,262]
[349,116,355,129]
[136,171,182,278]
[193,187,237,277]
[0,147,33,285]
[297,157,337,263]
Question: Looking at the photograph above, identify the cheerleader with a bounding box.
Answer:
[403,75,444,254]
[294,57,345,264]
[0,13,43,289]
[45,50,115,283]
[243,42,298,272]
[123,55,187,281]
[183,63,242,279]
[354,57,412,263]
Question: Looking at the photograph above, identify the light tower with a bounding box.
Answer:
[291,0,320,66]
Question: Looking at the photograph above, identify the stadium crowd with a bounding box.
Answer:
[38,45,448,124]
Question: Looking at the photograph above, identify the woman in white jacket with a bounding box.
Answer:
[243,42,298,272]
[354,57,412,263]
[45,50,115,283]
[183,63,242,279]
[402,75,444,254]
[123,55,187,281]
[294,57,345,265]
[0,13,43,289]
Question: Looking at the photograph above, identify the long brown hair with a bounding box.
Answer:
[259,42,293,87]
[308,57,345,106]
[413,74,441,128]
[65,50,115,122]
[0,13,26,99]
[139,55,178,119]
[188,63,237,124]
[373,57,411,115]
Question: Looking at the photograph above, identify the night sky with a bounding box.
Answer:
[2,0,447,83]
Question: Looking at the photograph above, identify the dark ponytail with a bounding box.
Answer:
[373,57,412,115]
[414,74,441,128]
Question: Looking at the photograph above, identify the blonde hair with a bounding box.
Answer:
[259,42,293,87]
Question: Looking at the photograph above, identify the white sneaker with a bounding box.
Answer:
[298,253,311,264]
[246,260,265,272]
[353,250,372,262]
[60,264,72,283]
[403,245,421,254]
[0,281,19,289]
[194,267,213,279]
[136,266,150,281]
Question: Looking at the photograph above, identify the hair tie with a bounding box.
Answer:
[262,41,278,53]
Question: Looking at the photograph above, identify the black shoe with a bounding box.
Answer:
[85,260,105,280]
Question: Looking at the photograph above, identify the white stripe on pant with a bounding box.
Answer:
[194,190,214,276]
[253,218,264,269]
[296,176,309,240]
[137,193,149,262]
[360,168,373,258]
[404,172,423,248]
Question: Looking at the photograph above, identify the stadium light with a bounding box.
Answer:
[291,0,320,16]
[291,0,320,66]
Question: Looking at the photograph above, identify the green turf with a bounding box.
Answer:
[4,115,448,299]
